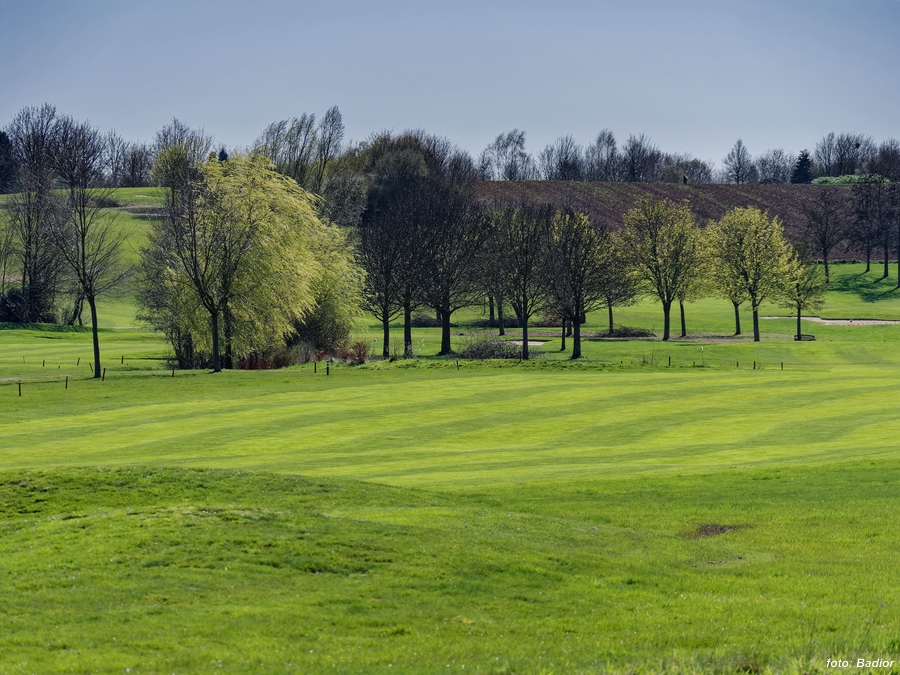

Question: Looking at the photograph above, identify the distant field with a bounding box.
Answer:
[2,196,900,672]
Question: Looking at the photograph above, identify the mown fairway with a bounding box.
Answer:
[2,262,900,673]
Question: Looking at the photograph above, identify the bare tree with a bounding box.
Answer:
[254,114,318,187]
[544,210,609,358]
[4,104,62,322]
[584,130,620,181]
[723,139,757,184]
[620,134,661,183]
[539,136,584,181]
[815,132,876,177]
[51,116,130,377]
[478,130,538,180]
[419,168,483,355]
[869,138,900,181]
[658,153,713,184]
[491,202,552,359]
[152,118,213,190]
[357,149,427,358]
[801,187,848,281]
[756,148,794,184]
[310,106,344,193]
[814,132,837,177]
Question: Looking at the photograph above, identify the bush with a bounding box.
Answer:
[410,314,458,328]
[600,326,655,338]
[458,334,521,360]
[339,340,370,365]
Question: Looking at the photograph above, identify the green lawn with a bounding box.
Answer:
[2,261,900,673]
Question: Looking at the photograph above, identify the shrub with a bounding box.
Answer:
[601,326,655,338]
[339,340,370,365]
[458,334,521,360]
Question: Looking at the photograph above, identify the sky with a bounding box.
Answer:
[2,0,899,168]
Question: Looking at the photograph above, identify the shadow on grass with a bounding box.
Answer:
[829,271,900,303]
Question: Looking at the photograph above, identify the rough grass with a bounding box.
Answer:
[3,228,900,671]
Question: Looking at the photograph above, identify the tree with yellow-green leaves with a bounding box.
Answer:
[778,252,827,341]
[619,197,704,341]
[707,207,793,342]
[138,154,362,371]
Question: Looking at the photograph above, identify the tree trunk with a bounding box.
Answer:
[560,320,566,351]
[223,305,234,369]
[662,301,671,341]
[497,302,505,337]
[382,315,390,359]
[211,311,221,372]
[732,301,741,335]
[607,304,614,335]
[404,303,413,357]
[488,296,495,323]
[865,246,871,273]
[824,255,830,283]
[752,307,760,342]
[87,295,101,379]
[571,316,582,359]
[439,308,452,355]
[679,301,687,338]
[796,307,802,341]
[896,222,900,288]
[881,239,889,280]
[522,317,530,360]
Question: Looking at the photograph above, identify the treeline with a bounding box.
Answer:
[2,103,899,371]
[351,129,827,358]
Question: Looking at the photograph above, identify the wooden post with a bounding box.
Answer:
[781,362,784,370]
[172,367,175,377]
[121,355,124,364]
[18,383,21,397]
[102,368,106,381]
[668,356,671,366]
[65,376,68,389]
[77,357,80,366]
[326,361,330,376]
[736,361,739,368]
[89,363,93,373]
[456,359,460,370]
[314,361,317,374]
[753,360,756,370]
[42,359,45,367]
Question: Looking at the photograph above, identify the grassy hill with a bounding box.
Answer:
[2,261,900,672]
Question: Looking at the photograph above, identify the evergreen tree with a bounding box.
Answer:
[790,149,813,184]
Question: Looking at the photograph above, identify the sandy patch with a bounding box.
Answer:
[760,316,900,326]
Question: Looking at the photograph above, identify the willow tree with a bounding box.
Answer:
[707,207,793,342]
[139,155,360,371]
[619,197,704,341]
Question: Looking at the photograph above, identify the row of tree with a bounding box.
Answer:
[4,102,898,194]
[351,132,839,358]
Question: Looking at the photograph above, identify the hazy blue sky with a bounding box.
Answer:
[2,0,898,167]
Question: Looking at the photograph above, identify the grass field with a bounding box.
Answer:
[2,241,900,672]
